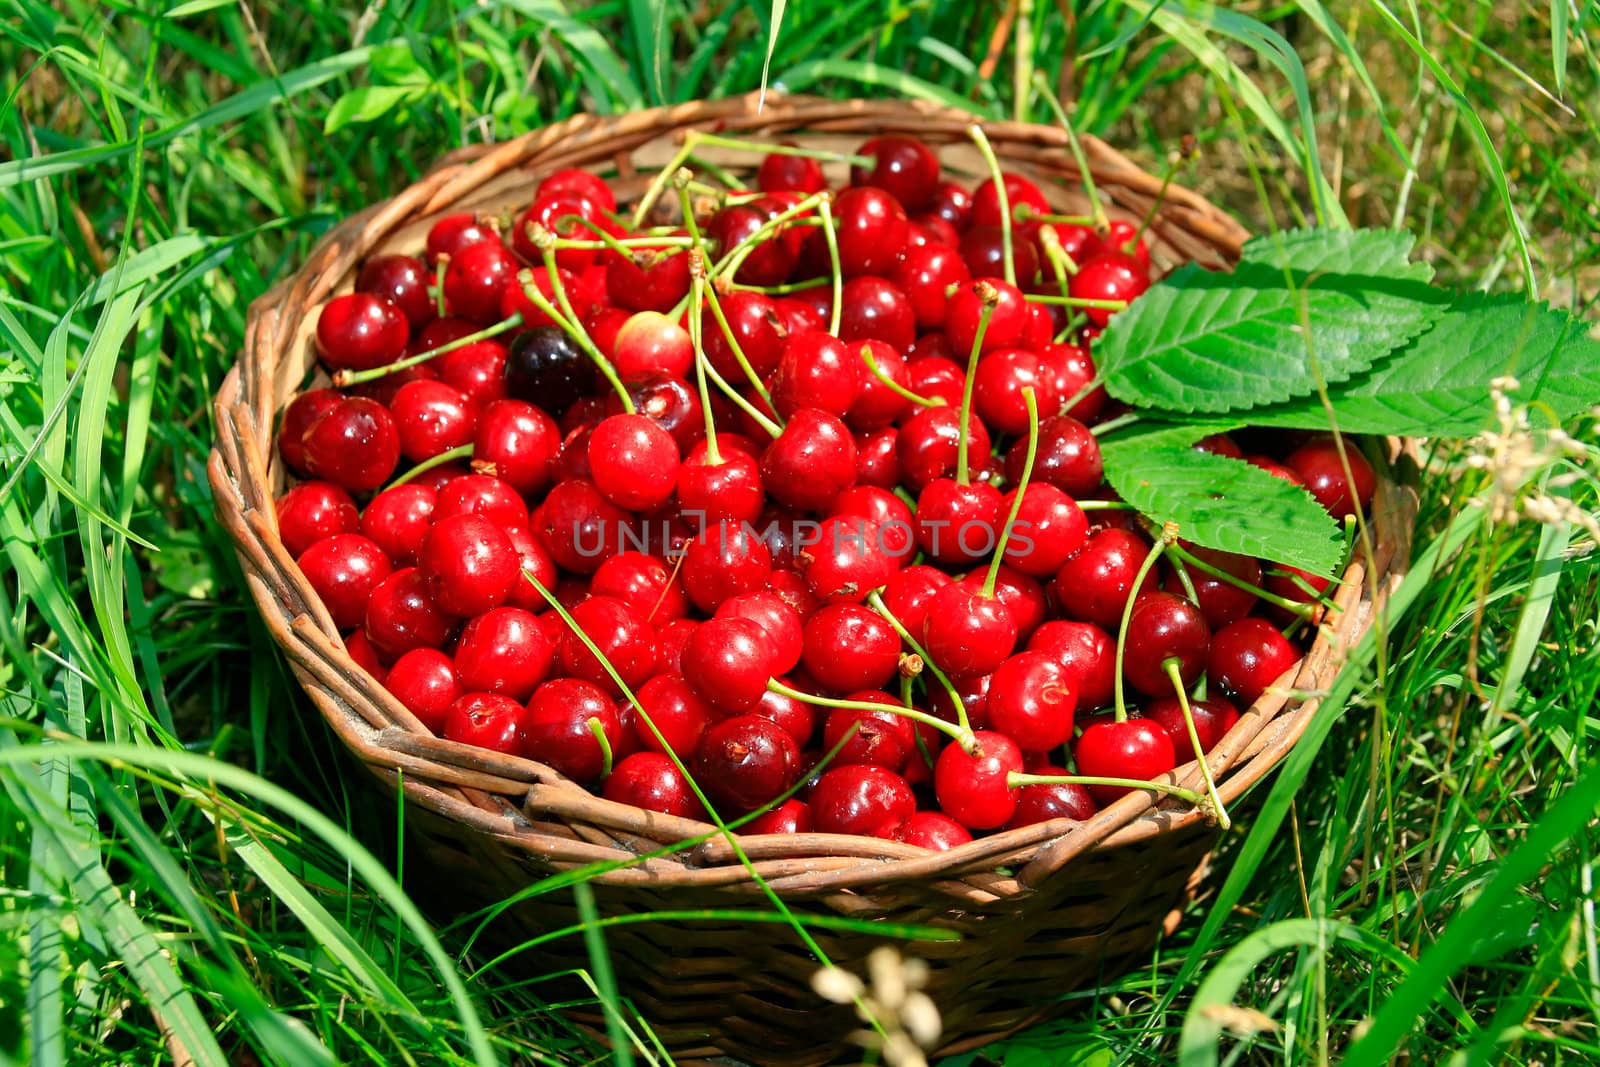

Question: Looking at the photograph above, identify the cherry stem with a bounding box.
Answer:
[701,349,782,439]
[727,276,830,296]
[686,264,722,466]
[552,226,694,254]
[431,255,448,319]
[984,386,1039,598]
[1016,206,1098,227]
[1166,542,1318,618]
[967,124,1016,289]
[765,678,976,754]
[1133,135,1196,253]
[1005,771,1206,807]
[684,152,748,192]
[708,190,828,280]
[632,143,698,229]
[1024,293,1129,311]
[687,130,873,168]
[332,314,522,387]
[1033,72,1109,232]
[522,248,635,414]
[864,590,967,734]
[1166,553,1201,605]
[1164,658,1231,830]
[955,285,1000,486]
[858,343,943,408]
[816,193,844,337]
[1088,412,1139,436]
[1035,220,1080,289]
[1059,372,1106,418]
[587,716,615,779]
[386,443,473,490]
[1078,500,1134,511]
[1112,523,1178,723]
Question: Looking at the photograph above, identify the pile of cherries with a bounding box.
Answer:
[275,131,1377,847]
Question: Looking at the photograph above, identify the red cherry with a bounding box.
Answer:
[1144,695,1241,755]
[682,617,777,713]
[1027,620,1117,711]
[929,670,992,732]
[999,483,1089,578]
[842,341,912,431]
[986,652,1076,752]
[585,413,681,513]
[358,484,435,568]
[390,380,476,462]
[934,730,1023,829]
[503,524,557,613]
[357,254,437,329]
[512,191,613,270]
[536,168,616,213]
[1038,342,1107,422]
[442,692,525,756]
[364,567,457,660]
[607,240,692,313]
[630,674,712,757]
[972,349,1059,437]
[591,551,688,622]
[297,534,392,629]
[537,479,629,574]
[464,399,555,496]
[751,679,818,747]
[1286,436,1377,518]
[702,291,786,381]
[959,564,1047,643]
[500,264,593,327]
[680,521,772,614]
[772,331,860,419]
[971,173,1050,229]
[385,648,462,733]
[454,606,553,701]
[556,595,657,696]
[831,186,909,277]
[277,481,360,558]
[1209,617,1301,708]
[959,226,1041,285]
[760,409,857,512]
[945,277,1029,356]
[894,406,991,493]
[426,213,497,262]
[836,276,916,351]
[892,242,970,331]
[1164,545,1261,629]
[879,565,953,640]
[742,797,813,834]
[882,810,973,850]
[278,389,342,475]
[799,515,899,605]
[431,335,509,411]
[821,694,917,772]
[1005,765,1096,828]
[854,427,903,489]
[758,146,826,194]
[418,513,519,618]
[1050,527,1156,629]
[1122,591,1211,697]
[1073,719,1176,804]
[693,714,801,813]
[915,478,1002,565]
[921,584,1017,678]
[1009,415,1103,497]
[301,397,401,493]
[344,628,389,681]
[525,678,620,783]
[708,203,797,287]
[677,443,764,525]
[442,239,518,323]
[925,181,973,231]
[850,135,940,210]
[716,591,804,676]
[603,752,705,819]
[810,764,916,836]
[800,603,901,693]
[1069,252,1150,328]
[315,293,409,372]
[613,311,693,380]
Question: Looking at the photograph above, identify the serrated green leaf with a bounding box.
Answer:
[1098,228,1447,415]
[324,85,423,134]
[1101,442,1343,576]
[1242,292,1600,436]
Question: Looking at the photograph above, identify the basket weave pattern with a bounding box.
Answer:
[209,94,1415,1064]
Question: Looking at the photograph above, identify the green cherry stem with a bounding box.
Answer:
[386,443,473,490]
[1033,71,1109,232]
[708,190,828,280]
[1088,412,1140,436]
[1166,553,1201,605]
[817,192,844,337]
[520,245,635,413]
[1077,500,1135,511]
[1166,542,1319,618]
[1005,771,1207,807]
[1112,522,1179,723]
[765,678,977,754]
[955,283,1000,486]
[686,262,722,465]
[1035,219,1079,288]
[587,717,615,780]
[687,130,873,168]
[679,177,779,412]
[984,386,1040,597]
[967,124,1016,289]
[858,342,943,408]
[1164,659,1231,830]
[1132,134,1198,253]
[701,350,782,439]
[1023,293,1129,311]
[1015,206,1098,227]
[631,143,698,229]
[864,590,966,734]
[431,254,448,319]
[332,314,523,387]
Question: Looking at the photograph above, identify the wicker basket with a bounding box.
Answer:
[209,93,1415,1065]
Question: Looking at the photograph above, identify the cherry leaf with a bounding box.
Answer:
[1100,436,1344,577]
[1096,228,1448,415]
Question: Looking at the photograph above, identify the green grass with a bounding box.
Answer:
[3,1,1599,1064]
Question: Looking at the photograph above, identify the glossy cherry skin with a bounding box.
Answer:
[716,591,804,676]
[1286,436,1377,518]
[682,617,777,714]
[609,310,692,381]
[702,290,786,381]
[605,239,692,314]
[504,326,597,413]
[1039,342,1107,422]
[836,276,917,352]
[895,406,992,493]
[1144,695,1241,756]
[535,167,616,212]
[929,670,992,732]
[315,292,409,372]
[363,567,458,660]
[355,483,432,568]
[822,692,917,771]
[892,243,970,331]
[945,277,1029,356]
[442,692,526,756]
[676,444,764,526]
[384,648,462,733]
[357,253,436,329]
[418,514,519,618]
[934,730,1024,830]
[708,203,797,287]
[999,483,1090,578]
[590,551,687,622]
[344,628,388,681]
[879,811,972,850]
[921,584,1017,678]
[959,225,1040,284]
[1122,591,1211,697]
[904,352,966,407]
[585,413,681,513]
[301,397,401,493]
[831,485,915,557]
[878,565,953,640]
[1004,765,1097,829]
[850,135,940,210]
[434,472,529,531]
[1027,620,1117,711]
[694,714,801,813]
[761,409,857,512]
[277,481,360,558]
[629,673,713,758]
[974,349,1060,438]
[442,238,517,323]
[467,399,557,496]
[603,752,705,819]
[451,606,553,701]
[1069,252,1150,328]
[1073,719,1177,805]
[558,596,658,696]
[854,427,903,489]
[960,565,1047,644]
[838,340,910,432]
[537,479,630,574]
[748,679,816,747]
[278,389,343,475]
[772,331,860,418]
[524,678,620,784]
[831,186,909,277]
[1164,545,1261,630]
[799,516,899,605]
[810,764,916,836]
[1050,527,1156,629]
[986,651,1077,752]
[681,521,772,614]
[1209,617,1301,707]
[758,147,826,194]
[1009,415,1103,497]
[390,379,476,462]
[426,213,497,262]
[801,604,901,694]
[971,172,1050,228]
[297,534,392,630]
[915,478,1001,565]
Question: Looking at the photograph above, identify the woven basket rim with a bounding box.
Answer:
[208,92,1416,899]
